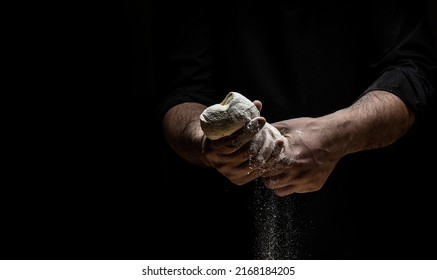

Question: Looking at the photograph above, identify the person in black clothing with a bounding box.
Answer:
[153,0,437,259]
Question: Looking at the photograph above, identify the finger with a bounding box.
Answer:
[262,139,284,163]
[209,117,266,154]
[246,139,282,172]
[262,169,312,189]
[262,173,289,189]
[253,100,262,112]
[274,138,284,150]
[224,164,264,186]
[232,130,283,171]
[227,139,284,184]
[211,117,266,154]
[273,185,300,197]
[241,117,266,141]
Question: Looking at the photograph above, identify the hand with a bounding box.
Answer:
[203,117,284,185]
[261,117,345,196]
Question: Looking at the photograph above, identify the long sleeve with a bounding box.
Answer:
[363,10,437,119]
[155,2,218,122]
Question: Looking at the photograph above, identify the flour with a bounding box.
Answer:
[199,91,299,259]
[252,180,301,259]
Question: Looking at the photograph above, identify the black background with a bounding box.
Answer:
[2,0,436,260]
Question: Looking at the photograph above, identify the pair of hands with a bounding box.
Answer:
[162,91,412,196]
[202,101,343,196]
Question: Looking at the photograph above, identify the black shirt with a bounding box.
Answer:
[154,0,437,259]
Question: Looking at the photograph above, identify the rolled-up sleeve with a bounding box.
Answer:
[363,17,437,119]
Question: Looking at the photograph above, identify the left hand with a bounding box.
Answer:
[260,117,345,196]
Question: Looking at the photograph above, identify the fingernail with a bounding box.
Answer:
[275,139,284,148]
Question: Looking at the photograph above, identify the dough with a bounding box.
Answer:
[200,91,282,140]
[200,92,260,140]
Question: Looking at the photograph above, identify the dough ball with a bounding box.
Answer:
[200,92,260,140]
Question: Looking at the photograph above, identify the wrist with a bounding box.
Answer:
[329,90,415,156]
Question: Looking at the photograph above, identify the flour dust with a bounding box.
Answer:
[252,179,302,260]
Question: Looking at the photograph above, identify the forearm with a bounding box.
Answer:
[162,102,210,167]
[326,90,415,156]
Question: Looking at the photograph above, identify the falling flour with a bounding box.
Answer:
[252,179,302,259]
[200,91,302,259]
